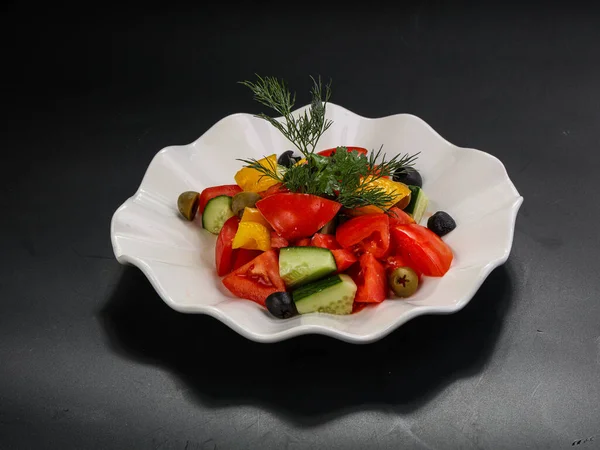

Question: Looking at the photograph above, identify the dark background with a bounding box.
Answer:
[2,1,599,449]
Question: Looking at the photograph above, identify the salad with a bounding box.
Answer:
[176,76,457,319]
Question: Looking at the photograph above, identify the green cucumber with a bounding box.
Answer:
[293,274,357,315]
[279,246,337,288]
[202,195,235,234]
[404,185,429,224]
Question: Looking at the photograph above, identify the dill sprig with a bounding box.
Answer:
[239,75,333,157]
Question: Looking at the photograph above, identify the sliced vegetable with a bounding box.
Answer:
[347,253,387,303]
[427,211,457,237]
[310,233,341,250]
[331,248,357,273]
[363,176,411,210]
[240,207,272,230]
[293,274,357,315]
[199,185,241,214]
[215,216,241,276]
[202,195,235,234]
[231,192,261,217]
[390,224,453,277]
[258,183,290,198]
[265,291,298,319]
[279,246,337,288]
[389,267,419,297]
[232,249,263,270]
[384,255,422,280]
[269,232,289,249]
[388,206,415,226]
[404,185,429,224]
[222,250,286,306]
[256,193,342,241]
[336,213,390,259]
[294,238,311,247]
[234,154,283,192]
[393,167,422,188]
[232,221,271,251]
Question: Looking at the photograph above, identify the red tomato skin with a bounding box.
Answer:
[317,146,369,157]
[347,253,387,303]
[258,183,290,198]
[215,216,241,276]
[388,207,415,226]
[199,185,242,214]
[232,249,263,270]
[331,248,357,273]
[383,255,423,281]
[390,224,453,277]
[310,233,341,250]
[336,213,390,259]
[269,232,289,249]
[294,238,311,247]
[256,193,342,241]
[222,250,286,306]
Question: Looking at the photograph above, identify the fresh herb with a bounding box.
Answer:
[239,75,332,157]
[238,75,420,210]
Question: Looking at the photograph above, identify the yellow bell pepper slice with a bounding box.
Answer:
[240,207,273,230]
[234,154,281,193]
[363,176,411,209]
[231,222,271,252]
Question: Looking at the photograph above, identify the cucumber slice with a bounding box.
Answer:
[404,185,429,224]
[202,195,235,234]
[293,274,357,315]
[279,246,337,288]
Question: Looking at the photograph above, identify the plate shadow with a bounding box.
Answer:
[100,263,514,425]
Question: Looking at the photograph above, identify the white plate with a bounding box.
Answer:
[110,103,523,344]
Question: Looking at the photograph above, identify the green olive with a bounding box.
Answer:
[231,191,261,217]
[389,267,419,297]
[177,191,199,221]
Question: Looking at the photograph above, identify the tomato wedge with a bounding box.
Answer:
[258,183,290,198]
[383,255,422,280]
[336,213,390,259]
[317,146,369,157]
[222,250,286,306]
[310,233,341,250]
[232,249,263,270]
[256,193,342,241]
[199,184,242,214]
[390,224,453,277]
[331,248,357,273]
[388,207,415,226]
[294,238,311,247]
[215,216,240,276]
[269,231,289,249]
[347,253,387,303]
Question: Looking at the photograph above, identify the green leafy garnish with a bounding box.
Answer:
[238,75,420,210]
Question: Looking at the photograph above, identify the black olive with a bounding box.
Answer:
[393,167,423,188]
[427,211,456,237]
[277,150,298,168]
[265,292,298,319]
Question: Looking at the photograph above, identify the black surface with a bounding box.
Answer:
[2,2,600,449]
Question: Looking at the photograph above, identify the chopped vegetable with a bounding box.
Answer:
[240,207,272,230]
[234,154,283,192]
[202,195,235,234]
[256,193,341,241]
[198,185,242,214]
[232,249,263,270]
[278,246,337,288]
[222,250,285,306]
[347,253,388,303]
[215,216,240,276]
[336,213,390,259]
[232,221,271,252]
[404,185,429,224]
[293,274,357,315]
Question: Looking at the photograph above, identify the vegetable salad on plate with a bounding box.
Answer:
[176,75,457,319]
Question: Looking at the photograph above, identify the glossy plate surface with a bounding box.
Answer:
[110,103,523,343]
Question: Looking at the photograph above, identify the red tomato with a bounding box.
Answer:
[317,146,369,157]
[222,250,286,306]
[383,255,422,280]
[269,232,289,249]
[310,233,341,250]
[256,193,342,241]
[294,238,311,247]
[215,216,240,276]
[232,249,263,270]
[336,213,390,259]
[388,207,415,226]
[199,185,242,214]
[390,224,453,277]
[258,183,290,198]
[347,253,387,303]
[331,248,357,273]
